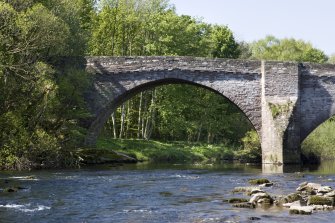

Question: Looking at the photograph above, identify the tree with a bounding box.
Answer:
[0,1,91,169]
[250,35,328,63]
[210,25,240,59]
[329,54,335,64]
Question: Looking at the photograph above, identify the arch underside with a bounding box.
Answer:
[301,109,335,143]
[300,74,335,143]
[84,70,262,146]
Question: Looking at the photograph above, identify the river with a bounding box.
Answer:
[1,162,335,222]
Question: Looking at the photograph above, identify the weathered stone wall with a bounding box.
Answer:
[80,56,335,165]
[300,63,335,141]
[84,56,262,146]
[261,61,300,164]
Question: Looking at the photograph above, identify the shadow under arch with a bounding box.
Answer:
[298,63,335,164]
[299,63,335,144]
[300,116,335,164]
[85,77,261,147]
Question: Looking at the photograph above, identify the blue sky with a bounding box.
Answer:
[169,0,335,56]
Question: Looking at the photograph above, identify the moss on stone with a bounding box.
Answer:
[232,186,260,193]
[268,101,292,119]
[232,202,256,209]
[285,193,302,203]
[307,195,334,206]
[248,178,270,185]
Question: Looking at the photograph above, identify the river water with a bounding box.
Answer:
[1,162,335,223]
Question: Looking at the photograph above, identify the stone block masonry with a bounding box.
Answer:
[76,56,335,165]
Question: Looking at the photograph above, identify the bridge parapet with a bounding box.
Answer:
[85,56,262,74]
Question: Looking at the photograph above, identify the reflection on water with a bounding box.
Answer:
[302,161,335,174]
[262,164,283,174]
[1,162,335,222]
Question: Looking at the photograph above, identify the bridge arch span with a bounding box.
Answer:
[84,57,262,146]
[79,56,335,165]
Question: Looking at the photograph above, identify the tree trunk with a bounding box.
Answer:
[197,123,203,142]
[137,92,143,139]
[111,112,117,139]
[119,103,126,139]
[141,93,147,139]
[144,90,155,140]
[125,100,131,138]
[207,131,212,144]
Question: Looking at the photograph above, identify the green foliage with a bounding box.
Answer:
[329,54,335,64]
[250,35,328,63]
[102,84,254,145]
[302,119,335,161]
[210,25,240,59]
[89,0,239,58]
[0,1,91,169]
[268,102,292,119]
[237,41,252,59]
[97,138,257,163]
[236,130,261,163]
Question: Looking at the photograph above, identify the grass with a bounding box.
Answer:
[96,138,257,163]
[302,120,335,162]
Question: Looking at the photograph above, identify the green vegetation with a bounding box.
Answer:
[102,84,254,145]
[249,35,328,63]
[268,102,292,119]
[329,54,335,64]
[96,137,260,163]
[0,0,93,170]
[307,195,334,206]
[302,120,335,162]
[0,0,334,170]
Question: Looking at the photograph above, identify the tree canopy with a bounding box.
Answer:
[249,35,328,63]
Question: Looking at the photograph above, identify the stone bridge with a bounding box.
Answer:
[80,56,335,165]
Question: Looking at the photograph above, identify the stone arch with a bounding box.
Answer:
[84,69,262,146]
[299,63,335,143]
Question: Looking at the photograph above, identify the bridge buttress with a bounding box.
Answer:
[261,61,301,164]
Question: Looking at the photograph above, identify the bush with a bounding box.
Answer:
[236,130,261,163]
[302,120,335,161]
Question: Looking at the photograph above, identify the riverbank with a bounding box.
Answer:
[78,138,261,164]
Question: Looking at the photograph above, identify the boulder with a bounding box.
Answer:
[232,186,260,193]
[283,202,292,207]
[250,192,273,204]
[297,183,321,192]
[289,201,313,215]
[312,205,324,210]
[283,192,302,203]
[228,198,249,203]
[317,186,332,194]
[232,202,256,209]
[259,182,274,187]
[289,205,313,215]
[248,178,270,185]
[307,195,334,206]
[249,188,265,195]
[325,191,335,197]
